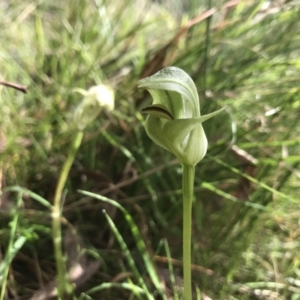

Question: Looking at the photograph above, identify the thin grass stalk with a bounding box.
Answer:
[196,286,202,300]
[52,130,83,298]
[78,190,167,299]
[102,210,150,299]
[211,156,296,202]
[85,282,147,297]
[4,186,53,209]
[0,191,23,300]
[203,0,212,93]
[163,239,179,300]
[182,164,195,300]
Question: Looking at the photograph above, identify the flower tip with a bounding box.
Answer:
[74,84,115,130]
[88,85,115,111]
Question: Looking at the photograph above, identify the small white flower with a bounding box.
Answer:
[74,85,114,130]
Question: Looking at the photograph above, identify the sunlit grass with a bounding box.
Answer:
[1,0,300,299]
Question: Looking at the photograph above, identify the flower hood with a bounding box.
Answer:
[138,67,224,166]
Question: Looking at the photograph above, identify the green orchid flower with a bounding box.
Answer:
[138,66,224,166]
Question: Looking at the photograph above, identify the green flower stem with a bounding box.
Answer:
[52,130,83,299]
[182,164,195,300]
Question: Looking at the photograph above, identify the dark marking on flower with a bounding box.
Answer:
[141,104,174,120]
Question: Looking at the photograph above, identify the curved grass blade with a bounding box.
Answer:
[78,189,167,299]
[3,186,53,209]
[0,191,27,300]
[102,209,150,300]
[162,239,179,300]
[84,282,147,298]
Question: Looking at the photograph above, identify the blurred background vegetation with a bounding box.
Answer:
[1,0,300,299]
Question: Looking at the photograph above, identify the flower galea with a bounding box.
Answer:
[138,66,224,166]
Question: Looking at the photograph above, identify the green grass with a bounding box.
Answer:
[1,0,300,299]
